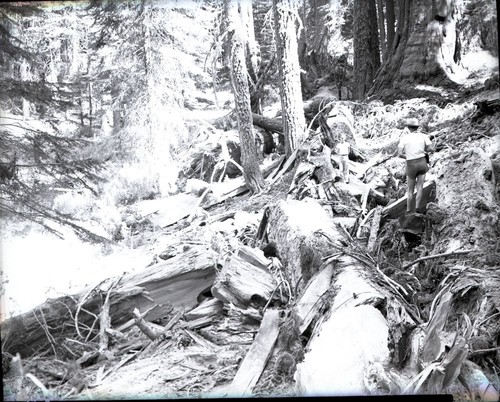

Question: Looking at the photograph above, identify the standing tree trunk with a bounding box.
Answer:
[369,0,462,95]
[377,0,387,61]
[386,0,396,55]
[240,1,263,114]
[353,0,381,100]
[273,0,307,158]
[227,0,265,194]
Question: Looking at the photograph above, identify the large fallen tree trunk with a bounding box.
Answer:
[1,245,218,358]
[263,196,495,397]
[251,113,283,134]
[431,147,499,254]
[262,198,419,395]
[265,198,340,294]
[251,95,336,135]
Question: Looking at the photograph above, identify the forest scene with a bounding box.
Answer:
[1,0,499,399]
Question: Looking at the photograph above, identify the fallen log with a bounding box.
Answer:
[1,245,217,357]
[211,248,277,309]
[266,198,340,294]
[251,113,283,134]
[432,147,499,253]
[251,95,336,134]
[261,198,418,395]
[205,156,287,207]
[382,180,436,219]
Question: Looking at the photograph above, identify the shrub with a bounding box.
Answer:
[101,163,160,206]
[52,189,95,220]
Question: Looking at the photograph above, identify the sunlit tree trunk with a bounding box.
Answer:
[377,0,387,61]
[369,0,462,95]
[226,0,265,194]
[353,0,381,100]
[240,1,262,114]
[273,0,306,158]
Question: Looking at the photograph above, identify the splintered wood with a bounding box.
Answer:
[211,248,277,309]
[224,309,280,397]
[295,264,334,334]
[1,245,218,357]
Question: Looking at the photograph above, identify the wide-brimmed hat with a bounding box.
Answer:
[405,118,420,128]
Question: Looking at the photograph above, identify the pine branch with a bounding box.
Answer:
[1,186,113,244]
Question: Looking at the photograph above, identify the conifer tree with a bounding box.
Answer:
[226,0,265,194]
[273,0,306,157]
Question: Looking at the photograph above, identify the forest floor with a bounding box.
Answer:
[2,76,499,399]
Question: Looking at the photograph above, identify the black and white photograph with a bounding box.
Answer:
[1,0,499,400]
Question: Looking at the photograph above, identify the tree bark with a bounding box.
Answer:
[369,0,462,96]
[227,0,265,194]
[266,198,339,294]
[240,1,263,114]
[273,0,307,157]
[1,245,217,357]
[386,0,395,54]
[353,0,381,100]
[377,0,387,61]
[432,147,499,255]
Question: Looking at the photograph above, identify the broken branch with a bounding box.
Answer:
[404,250,473,271]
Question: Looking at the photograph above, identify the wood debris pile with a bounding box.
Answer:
[2,93,500,399]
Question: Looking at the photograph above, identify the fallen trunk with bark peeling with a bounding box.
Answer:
[211,247,277,309]
[1,245,218,357]
[259,198,419,395]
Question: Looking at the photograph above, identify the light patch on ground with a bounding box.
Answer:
[0,227,151,320]
[461,50,499,76]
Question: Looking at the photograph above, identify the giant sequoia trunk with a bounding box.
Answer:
[369,0,462,95]
[273,0,307,157]
[353,0,381,100]
[227,0,265,194]
[386,0,396,52]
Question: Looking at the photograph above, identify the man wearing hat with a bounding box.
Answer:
[398,118,434,213]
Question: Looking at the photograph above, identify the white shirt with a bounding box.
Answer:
[398,132,431,161]
[336,142,350,156]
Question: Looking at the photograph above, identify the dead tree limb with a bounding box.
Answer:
[403,250,473,270]
[367,206,383,252]
[133,308,160,341]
